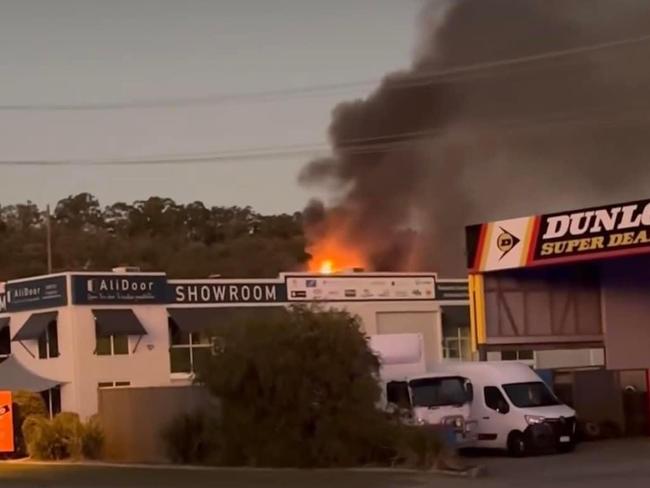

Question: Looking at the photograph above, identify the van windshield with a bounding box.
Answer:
[409,376,468,407]
[503,381,560,408]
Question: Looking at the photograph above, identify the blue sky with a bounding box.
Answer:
[0,0,426,212]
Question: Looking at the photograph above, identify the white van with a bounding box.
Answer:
[436,361,577,456]
[369,334,476,447]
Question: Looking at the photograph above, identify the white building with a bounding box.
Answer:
[0,269,470,418]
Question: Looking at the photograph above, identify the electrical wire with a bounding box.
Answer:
[2,103,650,167]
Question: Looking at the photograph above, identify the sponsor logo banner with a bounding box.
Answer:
[285,275,436,302]
[72,274,167,304]
[171,282,287,304]
[4,276,67,312]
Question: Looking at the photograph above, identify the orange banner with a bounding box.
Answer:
[0,391,14,453]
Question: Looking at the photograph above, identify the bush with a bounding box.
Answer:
[81,415,105,460]
[13,391,48,419]
[182,306,442,468]
[393,425,443,468]
[22,415,60,460]
[22,412,104,460]
[162,410,219,464]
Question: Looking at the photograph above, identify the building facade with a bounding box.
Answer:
[0,270,470,418]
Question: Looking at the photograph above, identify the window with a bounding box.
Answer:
[503,382,560,408]
[0,323,10,359]
[409,377,469,408]
[98,381,131,389]
[484,386,510,413]
[38,320,59,359]
[169,319,211,374]
[96,333,129,356]
[40,386,61,417]
[502,349,534,361]
[442,326,471,361]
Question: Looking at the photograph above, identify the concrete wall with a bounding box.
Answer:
[69,305,173,418]
[317,301,443,368]
[601,256,650,370]
[98,385,214,463]
[8,305,76,411]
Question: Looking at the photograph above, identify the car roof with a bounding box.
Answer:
[434,361,541,383]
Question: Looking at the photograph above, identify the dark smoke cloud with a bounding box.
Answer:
[300,0,650,275]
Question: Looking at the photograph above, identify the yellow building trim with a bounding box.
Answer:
[468,274,478,353]
[472,274,487,346]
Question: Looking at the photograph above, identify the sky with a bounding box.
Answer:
[0,0,425,213]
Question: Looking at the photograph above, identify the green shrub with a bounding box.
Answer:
[13,391,48,419]
[393,424,443,468]
[162,410,219,464]
[81,415,105,460]
[11,391,48,457]
[22,415,60,460]
[22,412,104,460]
[180,306,443,468]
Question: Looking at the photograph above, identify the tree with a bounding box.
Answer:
[196,307,395,467]
[0,193,309,280]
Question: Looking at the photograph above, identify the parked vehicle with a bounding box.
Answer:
[436,361,577,456]
[369,334,476,447]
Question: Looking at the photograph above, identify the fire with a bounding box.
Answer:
[319,260,334,274]
[308,236,366,274]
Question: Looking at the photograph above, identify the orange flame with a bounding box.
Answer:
[308,236,366,274]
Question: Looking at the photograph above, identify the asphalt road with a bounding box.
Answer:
[1,439,649,488]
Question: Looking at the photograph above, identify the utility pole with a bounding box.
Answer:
[46,204,52,274]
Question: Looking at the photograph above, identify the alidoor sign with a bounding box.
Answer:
[72,274,168,305]
[4,276,68,312]
[467,197,650,272]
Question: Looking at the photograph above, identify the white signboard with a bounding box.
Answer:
[285,274,436,302]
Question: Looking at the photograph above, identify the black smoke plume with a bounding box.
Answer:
[300,0,650,275]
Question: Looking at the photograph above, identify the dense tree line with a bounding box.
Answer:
[0,193,308,280]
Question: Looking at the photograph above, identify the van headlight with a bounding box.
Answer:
[442,415,465,429]
[525,415,546,425]
[416,417,426,425]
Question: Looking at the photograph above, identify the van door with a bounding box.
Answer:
[476,385,511,448]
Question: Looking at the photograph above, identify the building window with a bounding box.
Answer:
[0,324,10,359]
[442,327,471,361]
[96,333,129,356]
[501,350,534,361]
[40,386,61,417]
[38,320,59,359]
[169,320,211,374]
[98,381,131,389]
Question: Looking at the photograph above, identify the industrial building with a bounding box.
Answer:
[0,269,469,418]
[466,196,650,434]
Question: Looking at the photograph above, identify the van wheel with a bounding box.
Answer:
[507,431,528,457]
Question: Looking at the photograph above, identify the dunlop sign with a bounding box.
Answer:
[467,198,650,272]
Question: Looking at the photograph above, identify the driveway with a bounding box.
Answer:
[1,438,649,488]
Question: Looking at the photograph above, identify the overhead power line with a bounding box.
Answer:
[1,33,649,111]
[2,103,650,167]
